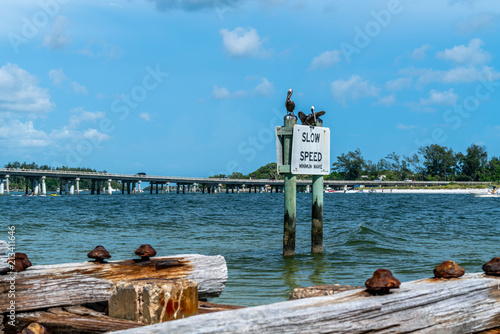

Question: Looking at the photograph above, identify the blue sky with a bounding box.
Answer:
[1,0,500,177]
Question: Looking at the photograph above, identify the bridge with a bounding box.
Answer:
[0,168,488,195]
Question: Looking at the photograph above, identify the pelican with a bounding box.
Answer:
[298,106,325,125]
[285,89,295,114]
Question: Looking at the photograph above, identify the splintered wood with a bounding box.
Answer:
[0,254,227,313]
[110,273,500,334]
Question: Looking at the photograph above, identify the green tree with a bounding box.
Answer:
[418,144,456,180]
[332,148,365,180]
[460,144,488,181]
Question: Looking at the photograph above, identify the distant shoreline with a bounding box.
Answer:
[330,188,487,194]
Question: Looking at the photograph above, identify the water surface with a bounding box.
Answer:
[1,192,498,306]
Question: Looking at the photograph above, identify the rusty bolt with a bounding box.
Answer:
[87,246,111,263]
[135,244,157,261]
[482,257,500,276]
[433,260,465,278]
[7,252,32,272]
[20,322,50,334]
[365,269,401,295]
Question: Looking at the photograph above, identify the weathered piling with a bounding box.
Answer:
[283,115,297,256]
[0,254,227,313]
[311,174,323,253]
[108,272,500,334]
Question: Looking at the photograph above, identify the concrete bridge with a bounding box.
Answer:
[0,168,488,195]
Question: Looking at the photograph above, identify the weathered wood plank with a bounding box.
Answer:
[4,306,143,334]
[0,240,8,274]
[0,254,227,313]
[110,273,500,334]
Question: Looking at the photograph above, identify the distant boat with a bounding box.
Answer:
[471,185,500,198]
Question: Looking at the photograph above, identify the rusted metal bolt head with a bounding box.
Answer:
[7,252,32,272]
[87,245,111,263]
[21,322,49,334]
[365,269,401,295]
[135,244,157,261]
[433,260,465,278]
[482,257,500,276]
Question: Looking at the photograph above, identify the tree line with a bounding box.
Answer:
[329,144,500,182]
[3,162,121,191]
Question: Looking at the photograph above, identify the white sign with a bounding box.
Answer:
[291,125,330,175]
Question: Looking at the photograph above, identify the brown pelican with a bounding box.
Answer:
[298,106,325,125]
[285,88,295,114]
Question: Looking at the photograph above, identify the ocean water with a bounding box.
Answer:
[1,192,499,306]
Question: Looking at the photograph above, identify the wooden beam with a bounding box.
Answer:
[109,273,500,334]
[5,306,143,334]
[0,254,227,313]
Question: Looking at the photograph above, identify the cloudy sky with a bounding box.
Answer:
[1,0,500,177]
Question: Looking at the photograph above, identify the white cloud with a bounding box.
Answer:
[49,68,87,94]
[331,75,380,106]
[385,77,412,91]
[399,66,500,84]
[253,78,274,97]
[0,63,54,113]
[0,119,50,148]
[68,108,105,127]
[83,128,110,141]
[139,113,151,121]
[457,13,499,33]
[410,44,431,60]
[70,81,88,95]
[49,69,67,85]
[220,27,266,58]
[308,50,341,70]
[213,78,273,99]
[396,123,418,130]
[77,40,124,59]
[376,95,396,107]
[420,89,458,106]
[43,16,72,50]
[212,85,231,99]
[149,0,240,12]
[436,38,491,65]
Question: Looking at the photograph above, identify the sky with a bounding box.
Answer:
[1,0,500,177]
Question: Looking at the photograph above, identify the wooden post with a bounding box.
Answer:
[312,120,324,254]
[283,115,297,256]
[311,175,323,253]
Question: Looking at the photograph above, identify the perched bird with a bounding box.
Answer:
[285,88,295,114]
[298,106,325,125]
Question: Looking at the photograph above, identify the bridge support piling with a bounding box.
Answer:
[91,180,95,195]
[182,185,185,194]
[65,180,69,195]
[150,183,153,194]
[0,181,3,195]
[166,182,170,194]
[47,177,51,195]
[161,183,164,194]
[193,183,197,194]
[176,184,180,194]
[107,179,112,195]
[122,181,125,194]
[218,184,221,194]
[5,176,9,195]
[138,180,141,194]
[70,180,75,195]
[155,183,159,194]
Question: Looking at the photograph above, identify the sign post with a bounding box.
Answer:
[276,90,330,256]
[282,115,297,256]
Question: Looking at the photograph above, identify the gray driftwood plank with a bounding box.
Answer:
[110,273,500,334]
[0,254,227,313]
